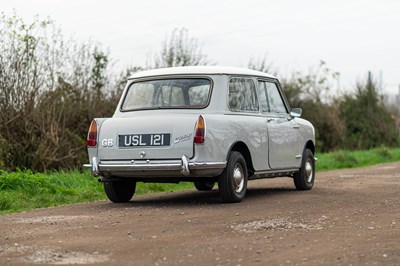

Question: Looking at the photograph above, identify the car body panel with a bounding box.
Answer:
[265,116,301,169]
[97,113,198,160]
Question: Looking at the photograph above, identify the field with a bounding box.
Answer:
[1,147,400,215]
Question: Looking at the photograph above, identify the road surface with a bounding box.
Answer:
[0,162,399,265]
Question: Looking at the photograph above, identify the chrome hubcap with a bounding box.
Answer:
[233,163,244,193]
[305,158,313,183]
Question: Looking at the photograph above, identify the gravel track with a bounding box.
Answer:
[0,162,399,265]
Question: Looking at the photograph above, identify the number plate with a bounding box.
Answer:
[118,134,171,147]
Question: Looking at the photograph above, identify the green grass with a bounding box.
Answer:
[0,170,104,214]
[316,146,400,171]
[0,170,193,215]
[1,147,400,214]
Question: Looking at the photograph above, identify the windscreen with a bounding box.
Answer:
[121,78,211,111]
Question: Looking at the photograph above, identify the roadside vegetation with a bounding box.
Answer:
[1,13,399,173]
[0,170,193,215]
[316,147,400,171]
[0,13,399,214]
[1,147,400,215]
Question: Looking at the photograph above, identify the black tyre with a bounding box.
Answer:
[293,148,315,190]
[104,180,136,203]
[218,151,248,203]
[194,180,215,191]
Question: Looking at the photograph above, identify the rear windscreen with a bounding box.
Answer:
[121,78,211,111]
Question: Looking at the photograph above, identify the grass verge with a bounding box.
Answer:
[316,147,400,171]
[1,147,399,214]
[0,170,193,215]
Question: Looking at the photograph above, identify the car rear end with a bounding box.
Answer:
[85,76,226,181]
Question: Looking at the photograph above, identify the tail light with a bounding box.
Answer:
[194,115,205,144]
[87,120,97,147]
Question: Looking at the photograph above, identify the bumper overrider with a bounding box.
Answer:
[83,155,227,177]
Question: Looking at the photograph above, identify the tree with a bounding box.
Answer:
[340,72,399,149]
[91,47,109,97]
[247,54,275,74]
[282,62,345,152]
[152,28,211,68]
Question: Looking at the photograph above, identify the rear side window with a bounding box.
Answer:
[188,85,210,106]
[228,78,258,112]
[121,78,211,111]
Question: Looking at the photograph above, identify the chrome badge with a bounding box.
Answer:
[174,133,192,144]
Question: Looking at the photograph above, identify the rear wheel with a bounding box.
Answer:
[194,180,215,191]
[293,148,315,190]
[104,180,136,203]
[218,151,248,203]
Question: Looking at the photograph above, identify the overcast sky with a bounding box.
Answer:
[3,0,400,94]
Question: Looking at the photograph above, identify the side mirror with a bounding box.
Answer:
[290,108,302,118]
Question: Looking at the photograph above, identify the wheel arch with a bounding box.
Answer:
[227,141,255,177]
[304,140,315,155]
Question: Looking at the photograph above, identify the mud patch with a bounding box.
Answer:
[13,215,92,224]
[24,250,108,265]
[0,244,108,265]
[340,174,354,178]
[231,218,323,233]
[0,244,34,256]
[376,165,396,170]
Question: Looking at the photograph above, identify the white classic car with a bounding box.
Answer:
[85,66,316,203]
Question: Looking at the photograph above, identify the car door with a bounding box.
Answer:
[257,80,300,169]
[227,77,270,171]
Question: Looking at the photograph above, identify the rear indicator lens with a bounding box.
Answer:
[87,120,97,147]
[194,115,205,144]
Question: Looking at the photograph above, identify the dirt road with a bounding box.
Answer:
[0,162,399,265]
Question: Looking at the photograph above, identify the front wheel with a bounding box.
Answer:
[293,148,315,190]
[104,180,136,203]
[218,151,248,203]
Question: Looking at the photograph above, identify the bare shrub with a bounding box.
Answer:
[340,73,399,149]
[0,13,117,171]
[152,28,212,68]
[282,62,345,152]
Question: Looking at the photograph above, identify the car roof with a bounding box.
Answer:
[128,66,276,80]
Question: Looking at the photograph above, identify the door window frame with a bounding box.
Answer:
[256,78,291,116]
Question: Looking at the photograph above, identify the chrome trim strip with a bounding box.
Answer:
[254,168,299,175]
[189,162,227,169]
[250,168,299,180]
[97,160,226,173]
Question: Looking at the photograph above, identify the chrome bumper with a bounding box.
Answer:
[83,155,226,176]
